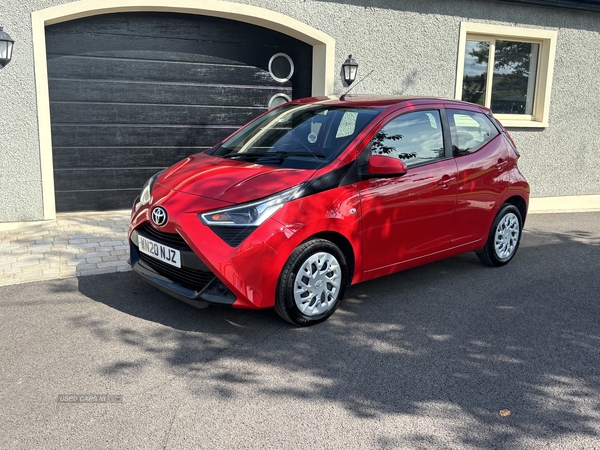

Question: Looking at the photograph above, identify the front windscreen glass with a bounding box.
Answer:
[209,104,381,169]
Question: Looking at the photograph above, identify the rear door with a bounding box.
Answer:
[447,109,511,245]
[358,107,457,271]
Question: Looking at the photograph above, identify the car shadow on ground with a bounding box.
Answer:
[72,225,600,448]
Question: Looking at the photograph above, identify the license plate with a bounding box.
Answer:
[138,235,181,268]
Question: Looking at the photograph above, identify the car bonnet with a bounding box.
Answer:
[154,152,316,205]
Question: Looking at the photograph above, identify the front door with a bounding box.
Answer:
[359,109,457,271]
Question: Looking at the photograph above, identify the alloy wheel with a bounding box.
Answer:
[494,212,520,260]
[293,252,342,316]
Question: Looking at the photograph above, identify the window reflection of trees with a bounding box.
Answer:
[371,130,404,155]
[471,41,533,76]
[371,118,444,166]
[463,40,538,114]
[370,130,424,162]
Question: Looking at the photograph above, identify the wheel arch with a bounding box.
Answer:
[504,195,528,225]
[305,231,356,285]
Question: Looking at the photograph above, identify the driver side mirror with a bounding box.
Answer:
[363,155,408,179]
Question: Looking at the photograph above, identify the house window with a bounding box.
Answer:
[456,23,557,128]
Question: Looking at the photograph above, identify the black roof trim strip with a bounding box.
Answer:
[495,0,600,13]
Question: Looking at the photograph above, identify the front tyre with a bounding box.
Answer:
[275,239,348,326]
[476,204,523,267]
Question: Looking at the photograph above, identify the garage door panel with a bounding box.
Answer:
[55,168,161,191]
[53,148,203,170]
[47,56,287,87]
[55,190,141,213]
[50,103,262,126]
[47,12,313,212]
[48,12,305,49]
[51,125,235,148]
[49,79,292,107]
[291,57,314,99]
[46,33,286,67]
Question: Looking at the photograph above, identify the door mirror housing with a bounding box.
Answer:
[364,155,408,179]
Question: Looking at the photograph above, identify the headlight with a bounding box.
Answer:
[199,186,302,227]
[135,171,163,211]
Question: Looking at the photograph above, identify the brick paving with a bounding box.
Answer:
[0,210,131,287]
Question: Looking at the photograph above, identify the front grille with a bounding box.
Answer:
[211,226,257,247]
[135,222,215,291]
[139,252,215,291]
[139,223,187,247]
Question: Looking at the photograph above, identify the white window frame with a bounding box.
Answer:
[456,23,557,128]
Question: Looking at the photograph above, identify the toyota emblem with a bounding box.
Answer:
[151,206,168,227]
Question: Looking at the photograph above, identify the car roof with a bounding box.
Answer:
[291,95,491,113]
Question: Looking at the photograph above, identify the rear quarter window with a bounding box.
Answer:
[449,110,499,156]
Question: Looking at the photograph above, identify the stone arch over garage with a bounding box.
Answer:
[32,0,335,218]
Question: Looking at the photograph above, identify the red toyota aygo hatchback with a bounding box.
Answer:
[129,96,529,325]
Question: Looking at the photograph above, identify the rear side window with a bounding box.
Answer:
[448,110,499,156]
[371,110,445,168]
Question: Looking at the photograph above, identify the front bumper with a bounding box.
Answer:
[129,186,304,309]
[130,224,237,308]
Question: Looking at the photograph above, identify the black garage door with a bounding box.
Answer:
[46,12,313,212]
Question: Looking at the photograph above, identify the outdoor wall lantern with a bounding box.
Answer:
[342,55,358,86]
[0,27,15,68]
[342,54,359,86]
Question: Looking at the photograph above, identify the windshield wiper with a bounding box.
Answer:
[222,151,325,161]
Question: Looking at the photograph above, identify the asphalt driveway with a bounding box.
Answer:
[1,212,599,449]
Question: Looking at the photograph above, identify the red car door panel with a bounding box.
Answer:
[447,110,511,245]
[358,108,457,272]
[359,158,458,271]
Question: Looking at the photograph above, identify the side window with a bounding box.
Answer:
[371,110,445,168]
[449,110,499,156]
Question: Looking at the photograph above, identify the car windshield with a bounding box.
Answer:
[209,103,381,169]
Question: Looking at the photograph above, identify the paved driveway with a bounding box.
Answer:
[1,212,599,449]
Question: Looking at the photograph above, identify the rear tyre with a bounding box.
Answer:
[275,239,347,326]
[476,204,523,267]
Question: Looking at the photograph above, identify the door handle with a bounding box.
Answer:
[438,176,456,189]
[496,160,509,171]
